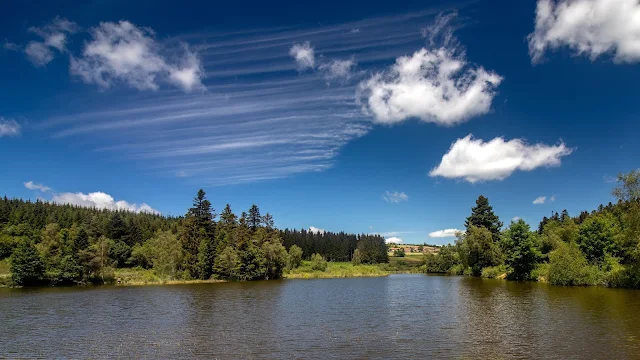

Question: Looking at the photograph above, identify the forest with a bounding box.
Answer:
[0,190,387,286]
[423,170,640,288]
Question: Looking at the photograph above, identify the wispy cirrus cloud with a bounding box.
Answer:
[0,117,21,137]
[383,191,409,203]
[533,196,546,205]
[37,10,457,185]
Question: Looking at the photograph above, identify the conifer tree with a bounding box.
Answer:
[465,195,503,242]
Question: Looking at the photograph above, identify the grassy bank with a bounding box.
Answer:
[285,261,392,279]
[113,268,226,286]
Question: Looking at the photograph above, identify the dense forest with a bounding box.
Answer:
[0,190,387,286]
[424,170,640,288]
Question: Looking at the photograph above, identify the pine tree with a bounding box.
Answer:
[465,195,503,241]
[248,205,261,231]
[262,213,274,230]
[220,204,237,226]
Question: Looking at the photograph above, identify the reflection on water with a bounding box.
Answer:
[1,275,639,359]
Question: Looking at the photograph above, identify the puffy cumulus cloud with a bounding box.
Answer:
[512,216,521,222]
[24,181,51,192]
[429,134,573,183]
[529,0,640,63]
[357,48,501,125]
[70,21,204,92]
[289,42,315,70]
[319,58,356,82]
[428,229,461,238]
[25,16,79,66]
[52,191,159,214]
[382,191,409,203]
[309,226,326,234]
[357,12,501,126]
[0,117,21,137]
[533,196,547,204]
[385,237,403,244]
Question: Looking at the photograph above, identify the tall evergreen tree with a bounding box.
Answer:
[10,240,45,286]
[465,195,503,241]
[248,205,261,231]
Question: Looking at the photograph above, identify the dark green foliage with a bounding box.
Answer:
[502,220,540,280]
[248,205,261,231]
[356,235,388,264]
[10,240,44,286]
[393,248,405,257]
[111,241,131,268]
[465,195,503,241]
[548,242,600,286]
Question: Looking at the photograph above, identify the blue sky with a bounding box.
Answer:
[1,0,639,244]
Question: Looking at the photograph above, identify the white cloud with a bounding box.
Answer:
[533,196,547,204]
[0,117,21,137]
[385,237,403,244]
[309,226,326,234]
[25,17,78,66]
[289,42,315,70]
[357,13,502,125]
[528,0,640,63]
[319,58,356,82]
[52,191,159,214]
[429,134,573,183]
[512,216,521,222]
[70,21,204,92]
[550,195,556,202]
[24,181,51,192]
[428,229,461,238]
[383,191,409,203]
[3,41,20,51]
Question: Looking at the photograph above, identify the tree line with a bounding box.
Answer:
[1,190,387,286]
[424,170,640,288]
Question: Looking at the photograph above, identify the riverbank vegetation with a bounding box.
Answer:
[423,170,640,288]
[0,190,388,287]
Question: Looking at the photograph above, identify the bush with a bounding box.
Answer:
[548,242,601,286]
[449,264,465,275]
[530,263,550,282]
[393,248,405,257]
[310,253,328,271]
[481,265,506,279]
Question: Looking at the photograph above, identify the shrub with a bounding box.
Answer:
[393,248,405,257]
[548,242,601,286]
[449,264,465,275]
[310,253,327,271]
[530,263,550,282]
[481,265,506,279]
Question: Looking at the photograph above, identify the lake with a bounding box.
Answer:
[1,274,639,359]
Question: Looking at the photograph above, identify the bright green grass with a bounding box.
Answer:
[285,261,391,279]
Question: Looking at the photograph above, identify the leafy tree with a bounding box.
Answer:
[393,248,406,257]
[214,246,239,279]
[352,248,362,265]
[288,245,303,269]
[424,244,459,273]
[111,241,131,268]
[457,226,501,276]
[310,253,328,271]
[465,195,503,242]
[548,242,600,286]
[261,240,288,279]
[578,213,622,263]
[10,240,45,286]
[148,231,183,279]
[502,220,540,280]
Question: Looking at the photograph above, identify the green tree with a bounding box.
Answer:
[288,244,303,269]
[10,240,45,286]
[149,230,183,279]
[578,213,621,264]
[502,220,540,280]
[214,246,239,279]
[457,226,501,276]
[248,205,261,231]
[261,241,288,279]
[310,253,328,271]
[465,195,503,242]
[197,235,216,280]
[548,242,600,286]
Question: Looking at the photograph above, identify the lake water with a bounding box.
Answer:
[1,274,639,359]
